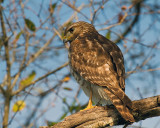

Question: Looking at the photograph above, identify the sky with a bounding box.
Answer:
[0,0,160,128]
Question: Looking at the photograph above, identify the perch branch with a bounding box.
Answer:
[40,95,160,128]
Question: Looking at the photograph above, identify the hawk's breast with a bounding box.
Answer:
[68,38,115,105]
[70,65,112,106]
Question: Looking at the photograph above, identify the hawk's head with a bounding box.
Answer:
[63,21,97,47]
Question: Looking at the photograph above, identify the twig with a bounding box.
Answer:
[25,81,63,126]
[60,0,89,20]
[61,4,85,28]
[11,33,56,89]
[91,0,108,24]
[114,0,142,43]
[99,12,128,31]
[11,32,30,89]
[12,62,69,95]
[126,67,160,75]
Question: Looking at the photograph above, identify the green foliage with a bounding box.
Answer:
[51,3,57,12]
[62,97,66,103]
[49,3,57,15]
[13,31,23,44]
[15,31,23,40]
[63,87,72,91]
[25,18,36,32]
[59,113,67,121]
[105,31,111,39]
[69,103,82,112]
[47,120,57,126]
[19,71,36,89]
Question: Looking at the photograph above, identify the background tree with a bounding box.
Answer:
[0,0,160,127]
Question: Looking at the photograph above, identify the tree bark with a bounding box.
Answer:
[40,95,160,128]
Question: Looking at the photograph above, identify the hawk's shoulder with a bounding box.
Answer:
[98,35,125,91]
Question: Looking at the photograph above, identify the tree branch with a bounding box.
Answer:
[114,0,142,43]
[0,5,12,128]
[40,95,160,128]
[12,62,69,95]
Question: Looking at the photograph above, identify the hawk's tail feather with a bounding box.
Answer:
[104,89,135,123]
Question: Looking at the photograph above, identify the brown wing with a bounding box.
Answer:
[70,37,129,105]
[98,35,125,91]
[69,37,134,122]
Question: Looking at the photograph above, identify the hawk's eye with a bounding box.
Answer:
[69,27,74,33]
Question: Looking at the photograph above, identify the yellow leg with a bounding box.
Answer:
[81,90,96,111]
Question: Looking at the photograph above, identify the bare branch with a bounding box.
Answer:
[40,95,160,128]
[99,12,128,31]
[61,0,90,20]
[11,33,56,89]
[127,67,160,75]
[114,0,142,43]
[12,62,69,95]
[0,5,12,128]
[11,32,30,89]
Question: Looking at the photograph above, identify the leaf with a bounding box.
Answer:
[49,3,57,14]
[16,31,23,40]
[19,71,36,89]
[63,87,72,91]
[13,31,23,44]
[12,100,26,112]
[47,120,57,126]
[118,13,123,23]
[62,76,70,82]
[63,98,66,103]
[69,104,81,112]
[121,5,127,11]
[25,18,36,32]
[52,3,57,9]
[59,113,67,120]
[106,31,111,39]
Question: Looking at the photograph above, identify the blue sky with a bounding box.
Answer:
[0,0,160,127]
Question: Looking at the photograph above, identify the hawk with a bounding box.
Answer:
[63,21,135,123]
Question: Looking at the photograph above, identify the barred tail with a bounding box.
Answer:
[104,88,135,123]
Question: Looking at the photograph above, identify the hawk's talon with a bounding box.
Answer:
[80,90,96,111]
[80,105,97,111]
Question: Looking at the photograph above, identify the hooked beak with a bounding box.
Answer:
[63,36,70,49]
[63,36,68,44]
[63,38,68,44]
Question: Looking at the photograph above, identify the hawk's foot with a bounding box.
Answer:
[80,105,97,111]
[80,92,97,111]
